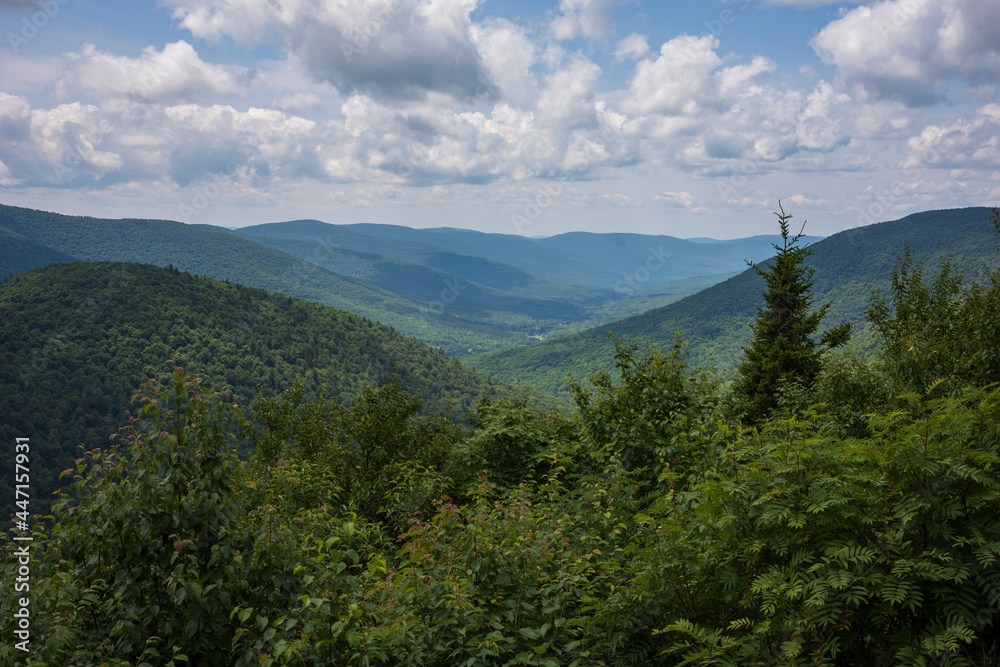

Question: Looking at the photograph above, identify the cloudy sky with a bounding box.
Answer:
[1,0,998,237]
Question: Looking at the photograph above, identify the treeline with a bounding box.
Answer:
[3,211,1000,665]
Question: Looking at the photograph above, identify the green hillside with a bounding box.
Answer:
[470,207,1000,396]
[228,233,597,318]
[0,261,504,522]
[2,204,812,359]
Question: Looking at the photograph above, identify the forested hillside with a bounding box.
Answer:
[3,210,999,666]
[0,262,502,523]
[472,207,1000,396]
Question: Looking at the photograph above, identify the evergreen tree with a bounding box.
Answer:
[732,203,850,424]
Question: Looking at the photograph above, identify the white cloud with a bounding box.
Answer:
[621,35,776,117]
[550,0,616,41]
[470,19,538,108]
[163,0,488,101]
[812,0,1000,105]
[537,56,601,128]
[271,92,322,111]
[653,191,695,206]
[51,42,253,103]
[613,33,649,62]
[2,0,997,236]
[904,104,1000,170]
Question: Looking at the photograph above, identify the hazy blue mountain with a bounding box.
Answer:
[0,202,829,360]
[0,225,78,279]
[234,218,816,291]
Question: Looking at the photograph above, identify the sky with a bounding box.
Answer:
[0,0,998,238]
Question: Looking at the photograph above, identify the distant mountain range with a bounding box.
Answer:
[0,203,807,357]
[469,207,1000,396]
[6,202,995,403]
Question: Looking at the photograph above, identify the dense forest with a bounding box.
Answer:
[0,262,503,523]
[2,209,1000,665]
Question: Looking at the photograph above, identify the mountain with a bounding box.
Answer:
[0,225,78,278]
[0,261,505,523]
[469,207,1000,396]
[2,203,805,357]
[0,203,548,356]
[233,218,819,292]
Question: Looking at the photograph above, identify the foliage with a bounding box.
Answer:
[357,459,640,666]
[247,377,468,531]
[466,392,579,489]
[731,204,851,424]
[2,366,251,664]
[570,335,720,487]
[643,388,1000,666]
[8,209,1000,666]
[0,261,500,525]
[867,208,1000,396]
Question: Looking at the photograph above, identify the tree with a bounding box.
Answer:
[732,203,850,424]
[866,207,1000,396]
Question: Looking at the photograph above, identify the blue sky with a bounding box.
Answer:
[1,0,998,238]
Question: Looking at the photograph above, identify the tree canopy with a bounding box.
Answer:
[732,204,850,423]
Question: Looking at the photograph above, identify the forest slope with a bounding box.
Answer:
[0,261,503,521]
[470,207,1000,395]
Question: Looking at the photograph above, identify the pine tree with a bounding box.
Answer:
[732,203,850,424]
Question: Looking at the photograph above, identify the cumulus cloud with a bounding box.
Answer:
[0,91,333,190]
[622,35,775,117]
[812,0,1000,105]
[51,41,252,103]
[903,104,1000,170]
[653,191,695,206]
[3,0,996,230]
[470,19,538,109]
[163,0,488,101]
[537,56,601,128]
[613,33,649,62]
[549,0,616,41]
